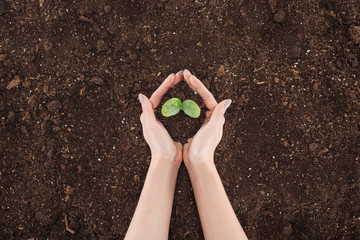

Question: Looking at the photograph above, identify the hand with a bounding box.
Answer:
[182,69,231,169]
[139,72,184,169]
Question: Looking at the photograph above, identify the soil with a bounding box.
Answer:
[1,0,359,239]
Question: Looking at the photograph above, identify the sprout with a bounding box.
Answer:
[161,98,201,118]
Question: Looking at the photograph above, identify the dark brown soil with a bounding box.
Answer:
[1,0,359,239]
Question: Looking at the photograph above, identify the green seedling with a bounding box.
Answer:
[161,98,201,118]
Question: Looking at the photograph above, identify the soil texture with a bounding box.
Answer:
[1,0,359,239]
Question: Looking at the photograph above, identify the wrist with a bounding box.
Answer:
[185,158,217,176]
[186,161,219,190]
[185,151,214,167]
[149,156,180,175]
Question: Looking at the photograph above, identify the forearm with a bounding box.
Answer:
[125,159,178,240]
[187,161,248,240]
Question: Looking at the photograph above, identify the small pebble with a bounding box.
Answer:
[129,53,137,60]
[20,125,29,136]
[97,39,107,51]
[309,142,319,153]
[35,209,58,226]
[107,25,117,35]
[22,80,31,88]
[273,9,285,23]
[7,111,15,121]
[47,100,62,111]
[90,76,104,85]
[345,52,358,68]
[349,25,360,43]
[134,175,140,183]
[282,224,292,236]
[6,76,22,90]
[104,5,111,13]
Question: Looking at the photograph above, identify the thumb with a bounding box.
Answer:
[208,99,232,125]
[139,94,156,124]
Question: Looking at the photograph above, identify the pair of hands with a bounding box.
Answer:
[138,69,231,171]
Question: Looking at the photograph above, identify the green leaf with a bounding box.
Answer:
[161,98,182,117]
[182,100,201,118]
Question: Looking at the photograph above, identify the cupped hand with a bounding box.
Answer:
[139,72,184,169]
[182,69,231,169]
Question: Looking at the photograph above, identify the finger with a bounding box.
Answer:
[139,94,156,124]
[184,69,217,109]
[150,73,175,108]
[189,75,217,110]
[174,70,184,85]
[183,69,196,91]
[208,99,232,126]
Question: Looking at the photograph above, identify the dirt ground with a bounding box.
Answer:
[1,0,359,239]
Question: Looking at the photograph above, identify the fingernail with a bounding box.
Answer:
[184,69,192,76]
[138,94,144,104]
[224,99,232,109]
[168,73,175,78]
[176,70,183,75]
[189,75,196,84]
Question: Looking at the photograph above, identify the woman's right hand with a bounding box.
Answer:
[139,72,184,170]
[182,69,232,169]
